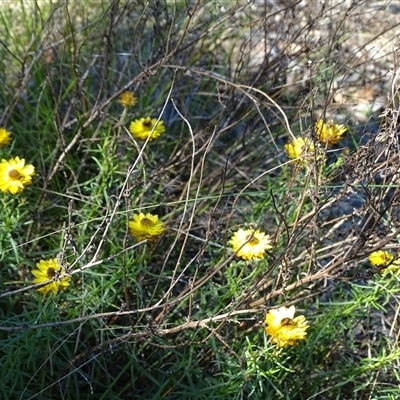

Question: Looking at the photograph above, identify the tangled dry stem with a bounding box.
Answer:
[2,0,400,377]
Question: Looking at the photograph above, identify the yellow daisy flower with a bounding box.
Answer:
[129,117,165,141]
[369,250,394,266]
[0,156,35,194]
[118,90,137,107]
[229,228,272,261]
[315,120,347,145]
[0,128,12,147]
[31,258,71,295]
[369,250,400,273]
[128,212,165,241]
[265,305,309,348]
[284,137,315,162]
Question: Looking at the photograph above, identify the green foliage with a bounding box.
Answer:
[1,1,400,399]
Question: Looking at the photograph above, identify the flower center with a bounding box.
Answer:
[46,267,56,279]
[281,317,294,327]
[246,235,259,246]
[140,218,153,227]
[8,169,21,180]
[142,119,152,128]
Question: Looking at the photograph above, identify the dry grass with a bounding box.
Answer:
[1,1,400,398]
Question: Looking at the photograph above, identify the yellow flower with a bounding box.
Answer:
[265,305,309,348]
[369,250,400,273]
[118,91,137,107]
[0,128,12,147]
[284,137,315,162]
[229,228,272,261]
[129,117,165,141]
[369,250,394,266]
[128,212,165,241]
[31,258,71,295]
[0,156,35,194]
[315,120,347,145]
